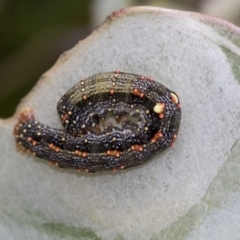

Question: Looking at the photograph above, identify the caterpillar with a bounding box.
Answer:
[14,71,181,172]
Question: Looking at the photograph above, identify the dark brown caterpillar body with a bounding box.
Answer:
[14,71,181,172]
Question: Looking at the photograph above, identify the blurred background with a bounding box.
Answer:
[1,0,240,118]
